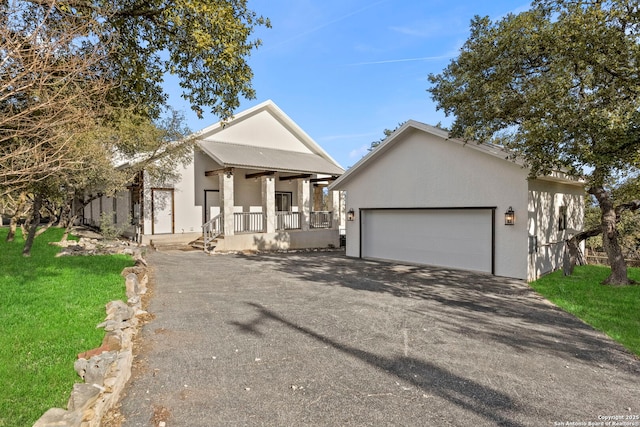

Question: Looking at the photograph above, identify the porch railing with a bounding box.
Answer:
[207,211,331,236]
[203,214,223,249]
[276,211,301,230]
[234,212,265,233]
[310,211,332,229]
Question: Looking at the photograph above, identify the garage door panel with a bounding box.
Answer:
[361,209,492,273]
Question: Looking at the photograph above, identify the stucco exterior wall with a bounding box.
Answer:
[340,128,530,280]
[194,149,221,206]
[114,191,130,228]
[201,109,313,154]
[215,229,339,251]
[142,159,202,235]
[82,191,132,236]
[527,179,585,280]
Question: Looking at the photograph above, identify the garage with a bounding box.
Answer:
[329,120,585,280]
[361,208,495,274]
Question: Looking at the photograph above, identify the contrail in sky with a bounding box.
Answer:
[266,0,392,51]
[346,55,455,66]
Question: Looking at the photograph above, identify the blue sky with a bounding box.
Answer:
[166,0,530,169]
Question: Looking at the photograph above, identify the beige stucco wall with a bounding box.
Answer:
[201,110,313,154]
[527,179,585,281]
[143,159,202,235]
[340,128,530,280]
[82,190,135,237]
[214,229,339,251]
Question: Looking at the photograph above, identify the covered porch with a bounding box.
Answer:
[200,166,343,251]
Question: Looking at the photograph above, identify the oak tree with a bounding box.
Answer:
[428,0,640,285]
[1,0,269,254]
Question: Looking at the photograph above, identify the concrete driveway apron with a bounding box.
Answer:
[117,250,640,427]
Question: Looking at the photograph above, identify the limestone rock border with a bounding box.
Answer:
[33,261,149,427]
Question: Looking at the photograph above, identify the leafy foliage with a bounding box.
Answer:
[429,1,640,182]
[102,0,270,119]
[369,122,406,151]
[428,0,640,284]
[1,0,269,253]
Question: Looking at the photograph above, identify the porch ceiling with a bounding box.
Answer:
[198,140,344,175]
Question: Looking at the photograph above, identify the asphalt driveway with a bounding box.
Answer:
[116,250,640,426]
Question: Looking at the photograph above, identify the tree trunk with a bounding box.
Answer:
[34,204,57,238]
[564,226,601,276]
[6,216,17,242]
[58,194,75,229]
[22,193,42,257]
[61,215,77,242]
[6,192,28,242]
[589,185,632,285]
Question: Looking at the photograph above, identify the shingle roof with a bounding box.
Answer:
[198,140,345,175]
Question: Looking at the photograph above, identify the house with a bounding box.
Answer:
[82,100,345,251]
[328,120,584,281]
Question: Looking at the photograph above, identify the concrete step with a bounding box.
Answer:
[149,233,202,252]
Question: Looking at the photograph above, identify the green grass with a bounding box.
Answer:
[530,265,640,358]
[0,227,133,427]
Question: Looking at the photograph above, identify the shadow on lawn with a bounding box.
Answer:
[235,251,640,375]
[1,229,132,287]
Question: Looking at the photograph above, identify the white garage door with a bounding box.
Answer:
[361,209,493,273]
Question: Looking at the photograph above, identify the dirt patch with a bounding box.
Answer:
[151,405,172,426]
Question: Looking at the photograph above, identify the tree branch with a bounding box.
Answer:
[615,199,640,216]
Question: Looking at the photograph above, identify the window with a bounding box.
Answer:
[275,192,292,212]
[558,206,567,231]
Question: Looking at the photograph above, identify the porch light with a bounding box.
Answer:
[504,206,515,225]
[347,208,355,221]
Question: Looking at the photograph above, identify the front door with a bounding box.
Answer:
[151,189,174,234]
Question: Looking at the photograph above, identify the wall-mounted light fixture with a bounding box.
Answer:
[504,206,515,225]
[347,208,355,221]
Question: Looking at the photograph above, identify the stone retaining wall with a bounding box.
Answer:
[33,262,149,427]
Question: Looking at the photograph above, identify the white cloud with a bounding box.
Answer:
[349,144,371,159]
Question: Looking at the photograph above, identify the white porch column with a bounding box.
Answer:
[262,175,276,233]
[328,190,340,229]
[298,178,311,231]
[219,169,235,236]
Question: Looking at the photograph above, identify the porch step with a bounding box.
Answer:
[188,235,222,252]
[149,233,202,252]
[150,240,200,251]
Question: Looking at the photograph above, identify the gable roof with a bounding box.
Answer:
[195,100,344,175]
[329,120,582,190]
[199,141,345,175]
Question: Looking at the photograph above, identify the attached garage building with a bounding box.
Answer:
[329,121,585,281]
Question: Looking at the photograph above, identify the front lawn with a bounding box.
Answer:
[0,228,133,427]
[530,265,640,358]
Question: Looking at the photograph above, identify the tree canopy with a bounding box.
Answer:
[1,0,269,254]
[428,0,640,284]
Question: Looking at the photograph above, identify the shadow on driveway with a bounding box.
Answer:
[118,250,640,427]
[232,301,524,427]
[237,251,639,373]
